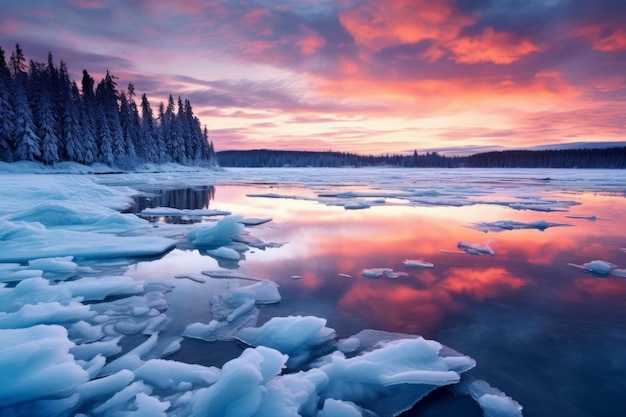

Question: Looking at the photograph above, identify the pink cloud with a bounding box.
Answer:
[574,24,626,52]
[446,27,546,64]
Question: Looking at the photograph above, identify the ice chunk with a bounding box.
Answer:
[361,268,392,279]
[0,325,89,407]
[318,398,363,417]
[567,260,616,275]
[344,201,371,210]
[187,347,287,416]
[187,215,245,247]
[91,381,152,415]
[454,378,523,417]
[361,268,407,279]
[206,246,241,260]
[610,269,626,278]
[236,316,336,367]
[565,214,598,221]
[337,337,360,353]
[201,269,262,281]
[127,393,170,417]
[254,368,328,417]
[233,231,283,249]
[235,280,281,304]
[457,241,495,256]
[134,359,220,390]
[27,256,80,280]
[0,219,176,262]
[470,219,571,233]
[70,337,122,361]
[318,334,475,416]
[239,217,272,226]
[0,301,94,329]
[174,274,207,283]
[99,334,159,376]
[403,259,434,268]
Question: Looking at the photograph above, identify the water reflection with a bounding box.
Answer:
[127,184,626,417]
[124,186,215,223]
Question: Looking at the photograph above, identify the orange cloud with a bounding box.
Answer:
[574,24,626,52]
[440,267,526,299]
[447,27,546,64]
[338,0,473,51]
[297,30,326,55]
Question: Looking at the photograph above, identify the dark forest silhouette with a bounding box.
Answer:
[217,148,626,168]
[0,44,215,168]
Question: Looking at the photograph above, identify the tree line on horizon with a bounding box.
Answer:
[217,148,626,169]
[0,44,215,167]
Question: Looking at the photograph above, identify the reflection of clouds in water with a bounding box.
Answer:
[338,267,526,334]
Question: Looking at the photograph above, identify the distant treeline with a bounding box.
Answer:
[0,44,215,167]
[217,148,626,169]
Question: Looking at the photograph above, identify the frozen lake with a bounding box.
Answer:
[1,167,625,416]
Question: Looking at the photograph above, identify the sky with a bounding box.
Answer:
[0,0,625,155]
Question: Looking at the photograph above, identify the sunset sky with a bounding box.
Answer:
[1,0,625,155]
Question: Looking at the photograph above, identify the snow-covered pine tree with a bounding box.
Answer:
[80,70,98,163]
[140,93,160,163]
[96,71,127,165]
[37,91,60,164]
[58,63,84,162]
[118,91,138,165]
[0,47,15,161]
[11,81,40,161]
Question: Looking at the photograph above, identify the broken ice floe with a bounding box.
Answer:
[403,259,434,268]
[239,217,273,226]
[0,220,176,263]
[236,315,336,368]
[174,274,207,284]
[453,377,523,417]
[470,219,572,233]
[442,241,495,256]
[361,268,408,279]
[182,280,281,342]
[568,260,626,278]
[201,270,262,281]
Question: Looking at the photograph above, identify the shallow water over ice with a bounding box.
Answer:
[116,169,626,417]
